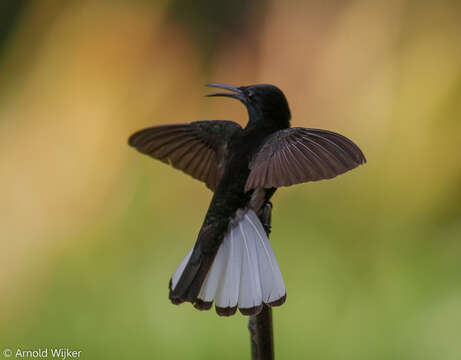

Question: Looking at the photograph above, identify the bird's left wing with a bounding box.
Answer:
[245,127,366,191]
[129,121,242,191]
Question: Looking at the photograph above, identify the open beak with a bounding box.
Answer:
[206,83,245,102]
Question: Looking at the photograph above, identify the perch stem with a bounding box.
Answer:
[249,305,274,360]
[249,201,275,360]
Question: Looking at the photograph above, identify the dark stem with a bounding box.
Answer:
[249,305,274,360]
[249,202,274,360]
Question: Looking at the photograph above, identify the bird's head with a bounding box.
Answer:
[206,83,291,130]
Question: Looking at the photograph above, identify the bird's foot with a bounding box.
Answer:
[260,201,273,236]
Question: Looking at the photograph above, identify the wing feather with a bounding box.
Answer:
[301,136,342,176]
[196,147,213,182]
[281,139,305,183]
[303,131,355,168]
[308,129,365,163]
[129,121,242,191]
[245,127,365,191]
[294,137,330,178]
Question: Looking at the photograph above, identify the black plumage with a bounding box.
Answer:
[128,83,366,315]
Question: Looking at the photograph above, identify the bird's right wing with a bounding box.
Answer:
[129,121,242,191]
[245,127,366,191]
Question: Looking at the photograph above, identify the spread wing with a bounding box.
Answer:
[245,128,366,191]
[129,120,242,191]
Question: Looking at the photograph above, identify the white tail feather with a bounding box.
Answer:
[236,219,263,309]
[171,208,286,313]
[246,210,285,303]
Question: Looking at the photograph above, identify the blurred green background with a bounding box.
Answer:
[1,1,460,359]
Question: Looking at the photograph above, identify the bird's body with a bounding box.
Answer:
[129,83,366,316]
[175,113,284,309]
[203,119,283,238]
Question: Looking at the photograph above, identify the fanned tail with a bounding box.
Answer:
[169,209,286,316]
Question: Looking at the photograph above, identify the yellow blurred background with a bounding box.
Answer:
[1,1,460,359]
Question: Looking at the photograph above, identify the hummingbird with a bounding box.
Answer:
[128,83,366,316]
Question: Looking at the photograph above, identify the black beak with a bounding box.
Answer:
[206,83,245,102]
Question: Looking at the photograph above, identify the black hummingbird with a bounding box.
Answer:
[128,83,366,316]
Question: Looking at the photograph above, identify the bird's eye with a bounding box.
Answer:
[247,90,254,99]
